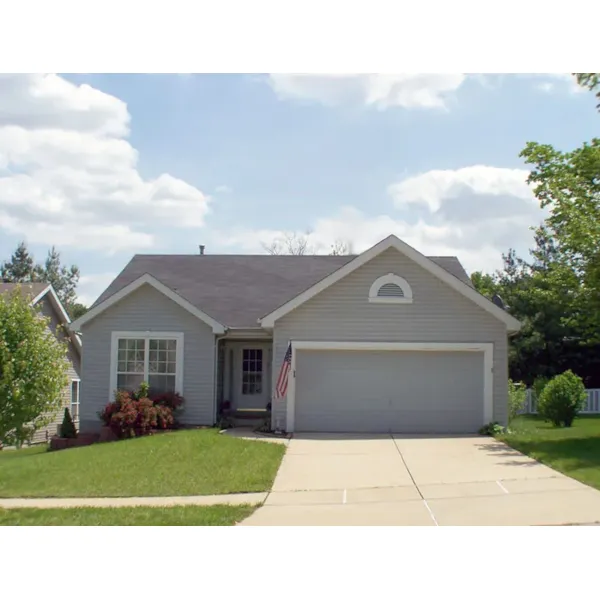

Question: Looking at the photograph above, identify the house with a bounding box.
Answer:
[0,283,82,443]
[69,234,521,434]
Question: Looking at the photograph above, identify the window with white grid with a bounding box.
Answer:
[112,333,183,396]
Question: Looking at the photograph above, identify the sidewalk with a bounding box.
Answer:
[0,492,267,509]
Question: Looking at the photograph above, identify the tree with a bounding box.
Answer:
[1,242,36,282]
[38,246,81,309]
[330,239,353,256]
[0,287,69,448]
[470,271,499,298]
[1,242,82,317]
[575,73,600,109]
[477,73,600,386]
[263,231,314,255]
[262,231,352,256]
[69,302,88,320]
[519,139,600,340]
[59,407,77,439]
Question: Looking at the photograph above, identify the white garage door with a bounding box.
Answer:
[293,349,485,433]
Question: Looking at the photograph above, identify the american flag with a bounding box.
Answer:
[274,343,292,400]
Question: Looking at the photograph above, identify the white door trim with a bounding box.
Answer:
[286,341,494,433]
[229,342,271,410]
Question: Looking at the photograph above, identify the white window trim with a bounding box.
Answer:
[285,341,494,433]
[368,273,413,304]
[70,378,81,422]
[109,331,184,401]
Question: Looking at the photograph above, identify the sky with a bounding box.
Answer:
[0,73,597,305]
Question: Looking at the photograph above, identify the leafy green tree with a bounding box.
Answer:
[520,139,600,341]
[69,302,88,320]
[1,242,37,282]
[480,73,600,385]
[0,287,69,448]
[470,271,499,298]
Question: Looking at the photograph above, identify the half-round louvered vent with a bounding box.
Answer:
[377,282,405,298]
[368,273,413,303]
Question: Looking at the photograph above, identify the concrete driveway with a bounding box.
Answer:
[241,434,600,526]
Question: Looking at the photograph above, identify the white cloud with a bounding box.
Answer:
[0,74,129,136]
[529,73,582,94]
[388,165,534,212]
[268,74,467,110]
[0,74,211,253]
[213,165,546,275]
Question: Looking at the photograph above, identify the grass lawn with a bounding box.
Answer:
[0,504,255,526]
[499,415,600,490]
[0,429,285,498]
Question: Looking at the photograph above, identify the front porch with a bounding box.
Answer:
[216,338,273,427]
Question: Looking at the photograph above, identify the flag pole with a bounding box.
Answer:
[273,340,292,434]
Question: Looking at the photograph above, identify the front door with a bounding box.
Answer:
[234,345,270,410]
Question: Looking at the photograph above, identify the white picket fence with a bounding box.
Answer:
[523,388,600,414]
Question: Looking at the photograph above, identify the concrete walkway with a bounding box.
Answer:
[0,492,266,509]
[240,434,600,526]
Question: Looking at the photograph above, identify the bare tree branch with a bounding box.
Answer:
[262,232,353,256]
[262,231,314,255]
[330,239,353,256]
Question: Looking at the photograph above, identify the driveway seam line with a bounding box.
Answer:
[390,434,440,526]
[496,480,509,494]
[422,500,439,526]
[390,435,423,499]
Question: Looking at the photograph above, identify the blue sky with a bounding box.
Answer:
[0,73,597,304]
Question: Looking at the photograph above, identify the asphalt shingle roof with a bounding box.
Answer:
[93,254,474,328]
[0,282,49,300]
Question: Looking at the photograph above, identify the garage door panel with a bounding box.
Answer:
[294,350,484,433]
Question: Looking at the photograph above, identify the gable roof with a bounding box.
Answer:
[0,282,82,352]
[78,252,474,330]
[0,282,49,299]
[70,273,226,334]
[259,235,522,332]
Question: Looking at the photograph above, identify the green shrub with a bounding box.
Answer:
[478,422,505,436]
[508,379,527,421]
[537,370,587,427]
[532,375,550,406]
[60,407,77,439]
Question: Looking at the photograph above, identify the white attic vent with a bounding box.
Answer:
[368,273,413,304]
[377,282,405,298]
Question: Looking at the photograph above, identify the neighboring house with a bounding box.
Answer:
[0,283,82,443]
[69,235,521,435]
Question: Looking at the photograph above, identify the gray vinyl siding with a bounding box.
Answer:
[272,247,509,430]
[294,350,484,433]
[79,285,216,432]
[30,297,81,444]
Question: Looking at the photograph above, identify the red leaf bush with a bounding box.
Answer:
[151,391,184,412]
[98,384,184,439]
